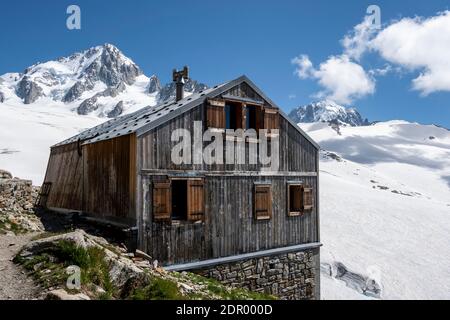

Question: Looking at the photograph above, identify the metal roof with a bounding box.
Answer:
[53,75,320,150]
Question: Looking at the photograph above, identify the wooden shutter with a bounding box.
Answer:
[254,184,272,220]
[302,186,314,212]
[206,99,225,129]
[264,108,279,130]
[153,181,171,221]
[187,179,204,221]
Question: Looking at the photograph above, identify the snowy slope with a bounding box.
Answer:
[300,121,450,300]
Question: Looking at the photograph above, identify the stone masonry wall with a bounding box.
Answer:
[0,171,36,214]
[0,169,42,232]
[193,247,320,300]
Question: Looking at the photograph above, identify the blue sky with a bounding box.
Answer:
[0,0,449,127]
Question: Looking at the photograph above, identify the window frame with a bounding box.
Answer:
[153,177,205,224]
[287,182,303,217]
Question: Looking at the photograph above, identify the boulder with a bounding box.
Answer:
[46,289,90,300]
[0,169,12,179]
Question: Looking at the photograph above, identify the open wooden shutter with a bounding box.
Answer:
[302,186,314,212]
[254,184,272,220]
[264,108,279,131]
[187,179,204,221]
[206,99,225,129]
[153,181,171,221]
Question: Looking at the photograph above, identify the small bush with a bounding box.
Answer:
[131,277,184,300]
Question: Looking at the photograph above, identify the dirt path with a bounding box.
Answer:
[0,233,41,300]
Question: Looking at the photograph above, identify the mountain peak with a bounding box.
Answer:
[289,100,369,127]
[0,44,208,118]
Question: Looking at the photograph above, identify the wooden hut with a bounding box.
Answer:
[40,73,321,299]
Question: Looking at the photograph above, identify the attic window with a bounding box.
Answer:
[225,101,244,130]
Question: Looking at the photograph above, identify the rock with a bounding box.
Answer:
[77,96,100,115]
[84,44,142,87]
[46,289,90,300]
[0,169,12,179]
[135,249,152,262]
[100,82,126,98]
[63,80,94,103]
[20,229,147,292]
[19,230,91,258]
[107,101,124,118]
[16,76,43,104]
[0,91,4,103]
[148,75,161,94]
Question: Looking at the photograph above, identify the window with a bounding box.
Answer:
[225,102,244,130]
[245,104,263,131]
[153,179,204,223]
[288,184,302,216]
[171,180,188,220]
[254,184,272,220]
[287,183,314,216]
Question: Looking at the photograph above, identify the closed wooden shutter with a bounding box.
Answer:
[264,108,279,130]
[302,186,314,211]
[187,179,204,221]
[206,99,225,129]
[254,184,272,220]
[153,181,171,221]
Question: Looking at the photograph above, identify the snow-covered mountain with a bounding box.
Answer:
[289,100,369,127]
[0,43,207,118]
[301,121,450,299]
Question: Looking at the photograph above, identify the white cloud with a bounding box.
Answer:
[370,11,450,95]
[341,16,378,61]
[291,55,314,79]
[292,54,375,105]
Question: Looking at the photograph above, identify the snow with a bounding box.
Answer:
[300,121,450,300]
[0,102,103,184]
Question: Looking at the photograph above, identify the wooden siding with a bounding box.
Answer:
[135,81,320,264]
[138,106,317,173]
[43,134,137,222]
[44,142,83,210]
[83,134,137,220]
[141,175,318,265]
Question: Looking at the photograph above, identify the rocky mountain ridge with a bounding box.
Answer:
[289,100,369,127]
[0,44,207,118]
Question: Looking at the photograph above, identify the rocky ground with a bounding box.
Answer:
[0,233,41,299]
[0,169,274,301]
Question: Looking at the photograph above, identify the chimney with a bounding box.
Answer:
[172,66,189,102]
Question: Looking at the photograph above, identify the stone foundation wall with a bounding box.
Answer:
[193,247,320,300]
